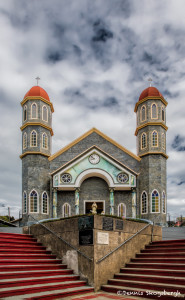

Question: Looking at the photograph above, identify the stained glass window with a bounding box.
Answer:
[42,106,48,122]
[152,104,157,119]
[31,131,37,147]
[162,192,166,213]
[30,190,38,213]
[42,133,48,149]
[24,106,27,121]
[152,131,158,147]
[152,190,160,213]
[42,192,48,214]
[23,191,27,214]
[31,103,37,119]
[23,132,27,149]
[63,203,71,217]
[141,106,146,121]
[141,133,147,149]
[118,203,126,217]
[141,192,147,214]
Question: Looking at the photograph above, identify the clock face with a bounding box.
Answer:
[89,154,100,164]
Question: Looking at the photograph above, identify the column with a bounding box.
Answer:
[132,189,136,218]
[109,188,114,215]
[52,188,57,218]
[75,188,80,215]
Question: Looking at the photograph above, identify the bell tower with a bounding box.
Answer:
[20,84,54,225]
[135,86,168,225]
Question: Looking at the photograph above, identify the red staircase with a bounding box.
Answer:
[0,232,93,299]
[102,239,185,299]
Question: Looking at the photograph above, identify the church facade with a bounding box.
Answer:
[20,85,168,225]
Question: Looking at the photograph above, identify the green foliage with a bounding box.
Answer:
[0,215,15,222]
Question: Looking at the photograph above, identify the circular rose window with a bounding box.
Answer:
[60,173,72,183]
[117,173,128,183]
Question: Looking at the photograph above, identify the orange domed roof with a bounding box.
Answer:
[139,87,164,101]
[24,86,50,102]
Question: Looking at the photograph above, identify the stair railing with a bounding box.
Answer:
[96,219,154,264]
[27,214,93,262]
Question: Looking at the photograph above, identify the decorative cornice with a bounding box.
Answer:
[48,127,141,162]
[139,152,169,159]
[135,122,168,136]
[20,122,54,136]
[134,96,168,113]
[21,96,54,113]
[20,151,50,159]
[50,145,140,176]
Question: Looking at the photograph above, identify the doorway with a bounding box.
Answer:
[84,201,105,214]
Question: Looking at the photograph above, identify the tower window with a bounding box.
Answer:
[31,130,37,147]
[151,103,157,119]
[118,203,126,218]
[42,133,48,149]
[162,191,166,213]
[141,133,147,149]
[152,131,158,147]
[162,107,165,121]
[23,106,27,121]
[141,105,146,121]
[31,103,37,119]
[151,190,160,213]
[30,190,38,213]
[63,203,71,218]
[141,191,147,214]
[42,106,48,122]
[42,192,48,214]
[23,132,27,149]
[162,133,165,150]
[23,191,27,214]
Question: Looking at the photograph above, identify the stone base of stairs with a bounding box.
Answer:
[102,239,185,299]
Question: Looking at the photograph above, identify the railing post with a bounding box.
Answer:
[151,221,154,242]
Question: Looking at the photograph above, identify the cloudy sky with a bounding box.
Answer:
[0,0,184,220]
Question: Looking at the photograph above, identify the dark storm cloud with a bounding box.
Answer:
[172,135,185,151]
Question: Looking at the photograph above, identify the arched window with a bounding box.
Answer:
[151,190,160,213]
[23,132,27,149]
[42,106,48,122]
[30,190,38,213]
[23,191,27,214]
[23,105,27,121]
[162,107,165,121]
[118,203,126,218]
[151,103,157,119]
[31,103,37,119]
[42,133,48,149]
[141,191,147,214]
[152,131,158,147]
[42,192,48,214]
[31,130,37,147]
[141,133,147,149]
[162,133,165,150]
[63,203,71,218]
[141,105,146,121]
[162,191,166,213]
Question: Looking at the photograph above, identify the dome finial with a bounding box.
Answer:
[148,77,153,87]
[35,76,41,86]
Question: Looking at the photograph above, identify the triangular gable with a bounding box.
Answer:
[49,128,141,162]
[52,146,137,190]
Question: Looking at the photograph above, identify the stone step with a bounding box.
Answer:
[0,254,56,259]
[131,257,185,263]
[0,259,62,265]
[0,269,74,280]
[108,278,185,293]
[126,262,185,270]
[0,264,68,272]
[3,285,94,300]
[141,247,185,253]
[136,252,185,258]
[120,267,185,277]
[0,280,88,298]
[101,284,184,299]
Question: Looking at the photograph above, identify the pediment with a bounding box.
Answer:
[52,146,137,190]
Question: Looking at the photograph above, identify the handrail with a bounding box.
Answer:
[96,222,152,264]
[28,215,93,262]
